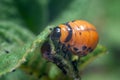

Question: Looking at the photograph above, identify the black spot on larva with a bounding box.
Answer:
[87,47,93,52]
[87,47,91,51]
[64,23,72,42]
[79,32,82,35]
[73,47,78,51]
[4,50,9,54]
[82,46,87,50]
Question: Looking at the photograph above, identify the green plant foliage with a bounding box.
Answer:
[0,0,23,24]
[1,0,118,80]
[50,0,90,25]
[15,0,49,34]
[0,21,35,76]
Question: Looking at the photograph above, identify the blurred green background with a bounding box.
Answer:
[0,0,120,80]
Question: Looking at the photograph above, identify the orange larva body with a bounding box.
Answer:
[51,20,99,56]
